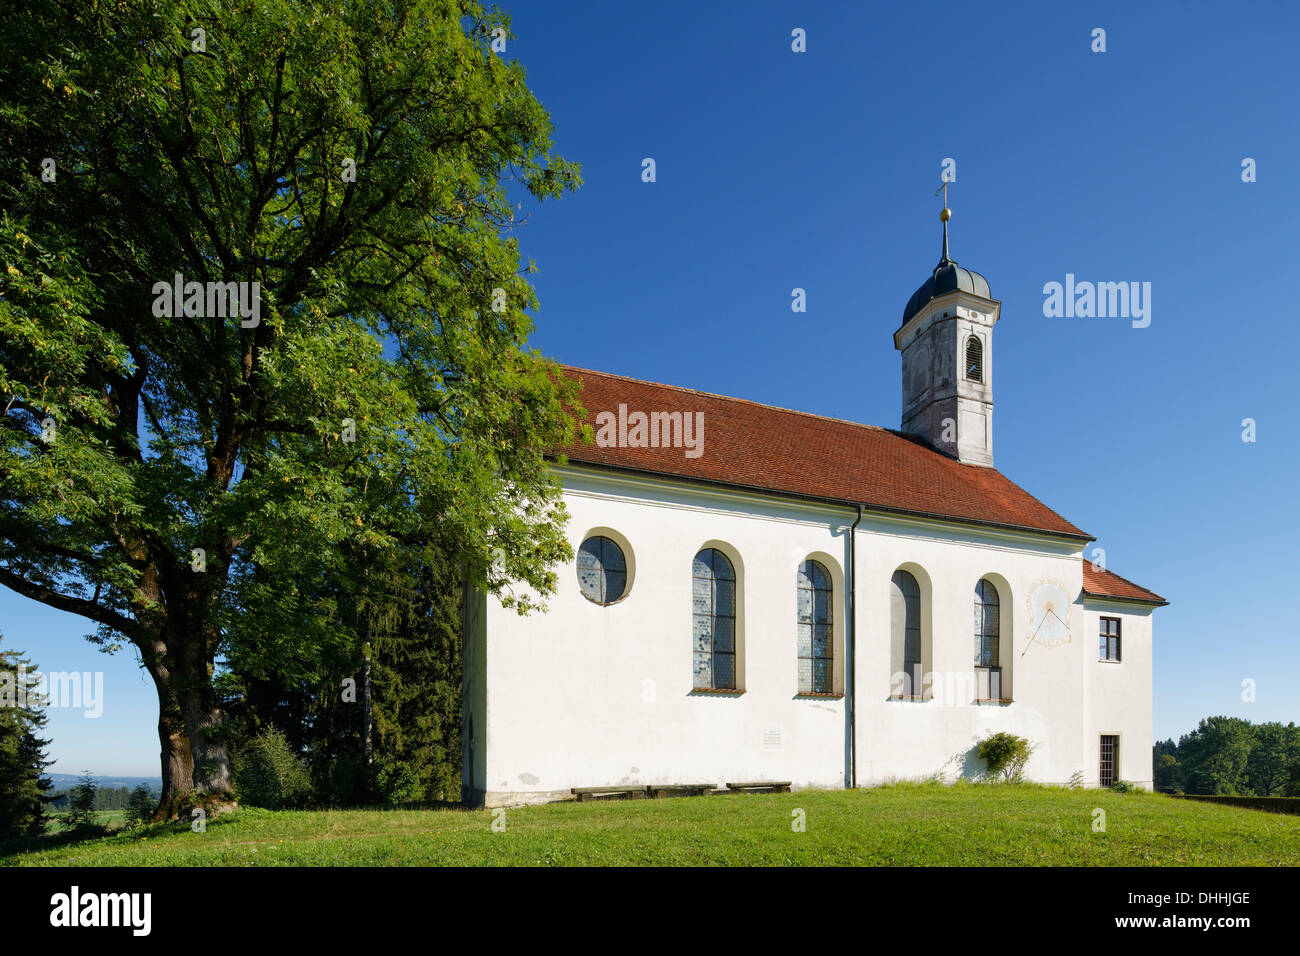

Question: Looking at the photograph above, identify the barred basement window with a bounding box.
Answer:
[576,535,627,605]
[797,560,833,694]
[692,548,736,690]
[1100,617,1121,661]
[1100,735,1119,787]
[965,335,983,382]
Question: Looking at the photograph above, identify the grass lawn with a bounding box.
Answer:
[5,782,1297,866]
[42,809,125,835]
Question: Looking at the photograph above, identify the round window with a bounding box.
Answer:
[577,535,627,605]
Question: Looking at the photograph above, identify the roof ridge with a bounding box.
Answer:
[558,363,895,436]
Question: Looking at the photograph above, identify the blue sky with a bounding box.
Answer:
[5,0,1296,774]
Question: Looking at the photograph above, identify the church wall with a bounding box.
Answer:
[1081,599,1156,789]
[478,468,852,806]
[476,467,1153,805]
[852,514,1090,787]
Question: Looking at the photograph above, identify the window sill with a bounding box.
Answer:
[691,687,745,695]
[795,692,844,700]
[1098,658,1122,664]
[887,695,929,702]
[974,698,1014,706]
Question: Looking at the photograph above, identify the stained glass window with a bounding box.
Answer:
[693,548,736,689]
[797,560,833,694]
[891,569,922,697]
[576,536,627,605]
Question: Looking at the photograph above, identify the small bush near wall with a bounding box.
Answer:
[1174,794,1300,816]
[977,732,1032,782]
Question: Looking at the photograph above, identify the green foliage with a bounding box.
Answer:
[124,784,154,827]
[219,543,465,806]
[0,0,583,808]
[373,759,423,806]
[0,636,52,838]
[976,732,1033,783]
[1153,750,1184,793]
[234,730,312,810]
[60,771,102,833]
[1111,779,1134,793]
[1158,718,1300,796]
[366,548,464,802]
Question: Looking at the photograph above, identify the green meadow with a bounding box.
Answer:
[5,783,1296,867]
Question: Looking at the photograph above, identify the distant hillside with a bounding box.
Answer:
[46,773,162,791]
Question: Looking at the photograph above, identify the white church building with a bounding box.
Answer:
[462,216,1166,807]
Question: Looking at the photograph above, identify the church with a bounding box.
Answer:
[461,208,1166,807]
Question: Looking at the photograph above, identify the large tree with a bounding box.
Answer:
[0,0,583,817]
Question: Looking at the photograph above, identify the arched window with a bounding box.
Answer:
[797,560,833,694]
[891,570,922,697]
[965,335,983,383]
[693,549,736,689]
[576,535,627,605]
[974,578,1001,699]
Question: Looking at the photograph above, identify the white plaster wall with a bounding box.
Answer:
[477,466,1156,804]
[1082,600,1156,789]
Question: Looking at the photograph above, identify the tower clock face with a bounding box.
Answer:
[1027,579,1072,646]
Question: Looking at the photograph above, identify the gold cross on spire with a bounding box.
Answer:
[934,180,952,263]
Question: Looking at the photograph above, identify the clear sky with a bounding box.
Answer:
[5,0,1296,775]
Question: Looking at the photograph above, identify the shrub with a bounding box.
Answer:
[234,729,312,810]
[977,732,1033,782]
[373,759,422,805]
[1111,779,1135,793]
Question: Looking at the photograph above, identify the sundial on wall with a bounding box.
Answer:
[1026,578,1072,647]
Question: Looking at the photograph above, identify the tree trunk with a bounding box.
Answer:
[152,706,193,821]
[146,621,238,820]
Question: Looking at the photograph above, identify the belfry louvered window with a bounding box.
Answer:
[692,549,736,690]
[797,560,833,694]
[965,335,983,382]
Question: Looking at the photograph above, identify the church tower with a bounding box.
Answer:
[893,199,1001,466]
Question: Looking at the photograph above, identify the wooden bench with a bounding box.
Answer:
[647,783,716,799]
[724,781,792,794]
[571,785,648,802]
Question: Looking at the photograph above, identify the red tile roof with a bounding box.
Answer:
[552,365,1092,540]
[1082,560,1167,606]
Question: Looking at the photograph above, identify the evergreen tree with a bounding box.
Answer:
[61,771,98,832]
[0,635,53,838]
[125,784,154,826]
[366,547,464,802]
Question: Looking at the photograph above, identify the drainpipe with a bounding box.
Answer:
[847,503,863,789]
